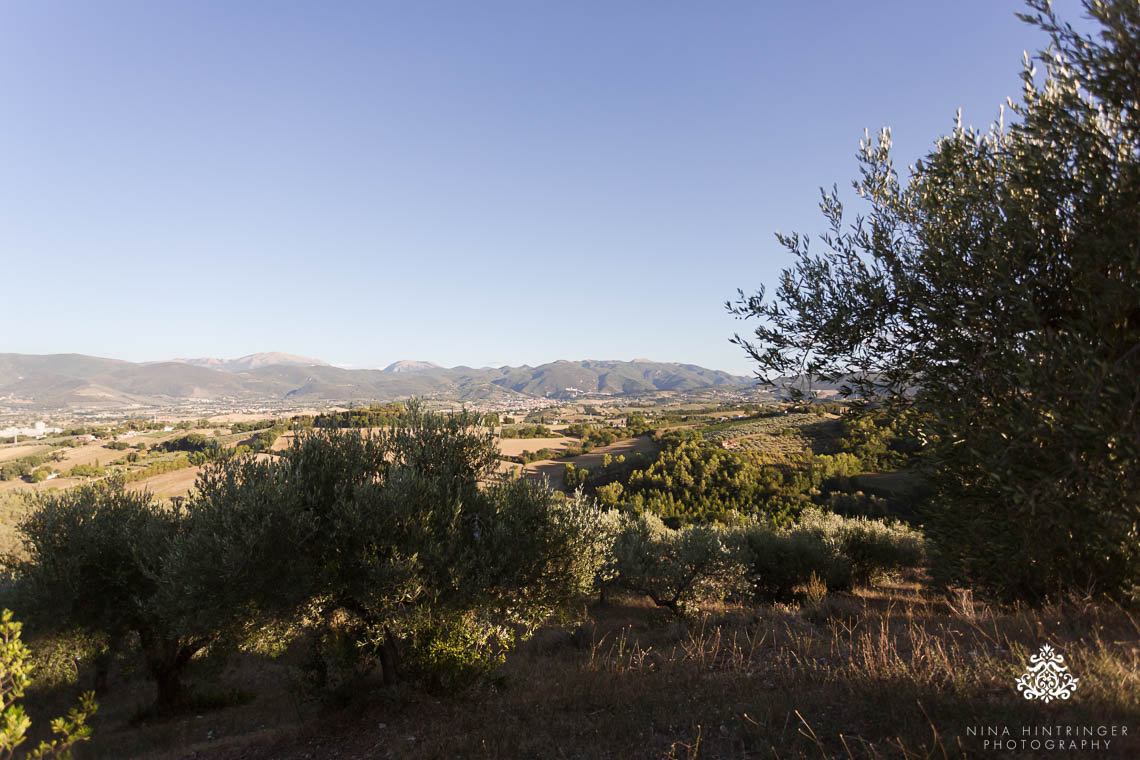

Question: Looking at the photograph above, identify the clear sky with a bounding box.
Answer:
[1,0,1086,374]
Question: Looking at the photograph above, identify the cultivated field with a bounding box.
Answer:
[526,435,659,488]
[701,412,841,459]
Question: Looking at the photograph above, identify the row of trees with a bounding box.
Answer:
[498,424,559,439]
[610,508,923,614]
[0,452,65,482]
[311,403,405,428]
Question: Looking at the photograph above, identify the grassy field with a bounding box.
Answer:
[18,581,1137,759]
[700,413,841,461]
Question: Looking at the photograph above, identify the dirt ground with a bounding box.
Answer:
[40,582,1140,760]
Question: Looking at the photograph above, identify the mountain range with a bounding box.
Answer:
[0,353,754,410]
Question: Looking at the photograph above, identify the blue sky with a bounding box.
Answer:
[1,1,1085,374]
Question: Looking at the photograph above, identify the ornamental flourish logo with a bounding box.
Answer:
[1016,644,1079,702]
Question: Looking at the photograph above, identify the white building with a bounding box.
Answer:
[0,421,62,442]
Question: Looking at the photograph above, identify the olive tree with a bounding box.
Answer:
[729,0,1140,601]
[611,514,744,615]
[188,402,611,689]
[11,480,232,713]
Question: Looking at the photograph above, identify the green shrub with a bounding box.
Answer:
[611,514,743,615]
[795,508,924,586]
[732,523,851,601]
[0,609,97,759]
[731,509,924,601]
[402,612,508,695]
[610,508,925,608]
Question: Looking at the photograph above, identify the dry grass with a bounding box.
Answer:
[495,460,525,477]
[29,583,1137,759]
[53,442,130,469]
[0,443,52,463]
[0,476,79,494]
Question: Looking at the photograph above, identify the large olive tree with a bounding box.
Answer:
[185,402,610,688]
[729,0,1140,602]
[12,480,230,712]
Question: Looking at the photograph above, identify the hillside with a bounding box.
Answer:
[0,353,752,410]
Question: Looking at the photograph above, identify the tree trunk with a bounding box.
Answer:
[93,639,118,696]
[154,665,186,714]
[378,626,400,686]
[138,627,205,714]
[339,599,400,687]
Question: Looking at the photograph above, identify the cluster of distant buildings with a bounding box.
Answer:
[1,421,63,443]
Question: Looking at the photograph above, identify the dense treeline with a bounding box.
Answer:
[227,418,292,433]
[564,414,652,448]
[157,434,211,453]
[121,456,193,483]
[589,413,919,525]
[312,403,404,428]
[236,426,284,453]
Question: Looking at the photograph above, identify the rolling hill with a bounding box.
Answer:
[0,353,754,410]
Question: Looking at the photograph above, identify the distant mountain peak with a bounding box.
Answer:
[383,360,443,373]
[171,352,330,372]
